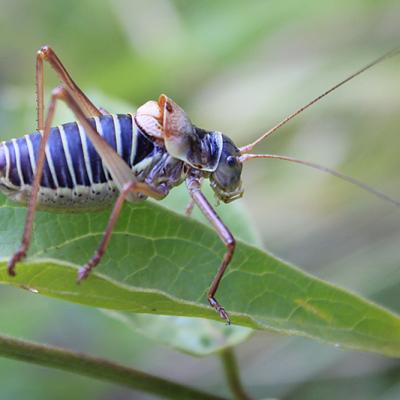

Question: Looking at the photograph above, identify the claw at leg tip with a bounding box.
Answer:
[220,310,231,325]
[209,297,231,324]
[76,267,89,283]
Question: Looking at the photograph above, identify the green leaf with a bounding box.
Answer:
[0,191,399,357]
[109,185,255,356]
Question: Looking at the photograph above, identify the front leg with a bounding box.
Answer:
[186,175,235,324]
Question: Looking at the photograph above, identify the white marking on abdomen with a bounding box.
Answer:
[59,124,77,188]
[112,114,123,157]
[45,142,59,188]
[130,114,138,166]
[11,139,24,185]
[25,134,36,175]
[78,123,94,185]
[93,116,112,186]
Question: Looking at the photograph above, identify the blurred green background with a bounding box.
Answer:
[0,0,400,399]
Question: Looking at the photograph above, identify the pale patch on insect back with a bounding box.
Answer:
[136,94,225,172]
[135,100,164,139]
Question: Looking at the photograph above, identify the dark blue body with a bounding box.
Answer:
[0,114,159,189]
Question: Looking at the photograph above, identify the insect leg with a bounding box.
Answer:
[77,179,164,282]
[184,178,203,216]
[49,87,168,196]
[8,85,163,276]
[37,87,165,278]
[52,88,153,195]
[8,86,65,275]
[184,179,202,216]
[186,175,235,324]
[184,198,196,217]
[36,46,102,130]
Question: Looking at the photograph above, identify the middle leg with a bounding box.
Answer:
[186,175,235,324]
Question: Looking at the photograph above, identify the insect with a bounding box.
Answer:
[1,46,399,323]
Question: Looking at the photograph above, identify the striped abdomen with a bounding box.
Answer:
[0,114,174,210]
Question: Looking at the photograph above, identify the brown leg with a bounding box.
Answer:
[184,178,202,216]
[56,88,159,194]
[77,179,163,282]
[36,45,101,130]
[186,175,235,324]
[8,87,62,275]
[184,198,195,216]
[8,85,162,276]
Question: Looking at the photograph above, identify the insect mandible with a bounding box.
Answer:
[1,46,399,323]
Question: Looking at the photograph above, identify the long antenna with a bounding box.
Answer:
[240,47,400,154]
[239,153,400,208]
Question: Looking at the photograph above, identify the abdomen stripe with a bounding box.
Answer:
[112,114,123,157]
[59,125,77,188]
[78,123,94,185]
[1,114,159,192]
[12,139,24,186]
[93,116,112,182]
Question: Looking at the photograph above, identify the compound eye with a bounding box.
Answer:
[226,156,237,167]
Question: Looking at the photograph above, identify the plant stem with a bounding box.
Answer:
[0,333,225,400]
[220,347,252,400]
